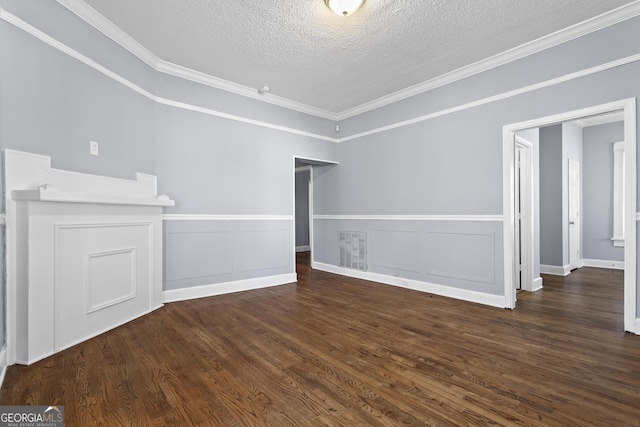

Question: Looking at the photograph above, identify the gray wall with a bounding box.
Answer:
[539,125,564,266]
[316,15,640,305]
[583,122,625,262]
[295,169,310,248]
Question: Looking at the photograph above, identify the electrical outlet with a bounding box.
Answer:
[90,140,99,156]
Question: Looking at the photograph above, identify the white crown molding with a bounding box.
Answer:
[313,214,504,222]
[0,7,338,143]
[8,1,640,144]
[56,0,338,120]
[55,0,159,68]
[336,0,640,120]
[155,61,338,120]
[163,214,294,221]
[56,0,640,121]
[337,53,640,143]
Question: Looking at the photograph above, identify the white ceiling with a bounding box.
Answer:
[78,0,637,116]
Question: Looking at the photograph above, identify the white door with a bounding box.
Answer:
[568,160,581,270]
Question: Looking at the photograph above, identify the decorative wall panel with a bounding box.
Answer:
[371,230,419,272]
[426,232,495,284]
[165,231,233,281]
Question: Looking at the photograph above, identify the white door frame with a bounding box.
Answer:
[294,165,312,255]
[502,98,637,334]
[514,136,534,294]
[292,156,338,269]
[568,159,581,270]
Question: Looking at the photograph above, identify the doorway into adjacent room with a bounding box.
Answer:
[503,98,636,333]
[292,157,338,275]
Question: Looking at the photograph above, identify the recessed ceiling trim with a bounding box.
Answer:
[337,53,640,143]
[52,0,640,121]
[55,0,159,68]
[55,0,338,120]
[0,5,339,143]
[336,0,640,120]
[155,60,337,120]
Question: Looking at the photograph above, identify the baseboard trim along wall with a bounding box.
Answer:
[296,246,310,252]
[540,264,572,276]
[163,273,297,303]
[635,318,640,335]
[532,277,544,291]
[312,262,505,308]
[581,259,625,270]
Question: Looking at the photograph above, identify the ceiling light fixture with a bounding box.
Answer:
[324,0,366,17]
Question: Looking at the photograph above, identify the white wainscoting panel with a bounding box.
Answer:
[240,229,290,272]
[370,230,420,273]
[165,231,234,281]
[426,232,495,284]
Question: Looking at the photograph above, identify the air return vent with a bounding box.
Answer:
[338,231,367,271]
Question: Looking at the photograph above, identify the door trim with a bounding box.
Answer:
[568,159,581,270]
[502,98,637,334]
[515,136,534,293]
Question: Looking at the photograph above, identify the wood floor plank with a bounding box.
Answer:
[1,253,639,426]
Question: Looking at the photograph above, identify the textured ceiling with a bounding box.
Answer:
[81,0,636,114]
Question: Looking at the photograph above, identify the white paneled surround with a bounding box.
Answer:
[5,150,174,365]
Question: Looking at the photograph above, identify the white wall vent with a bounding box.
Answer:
[338,231,367,271]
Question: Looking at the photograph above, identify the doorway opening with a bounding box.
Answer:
[292,156,338,275]
[502,98,637,333]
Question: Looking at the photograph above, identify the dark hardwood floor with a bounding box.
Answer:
[1,253,639,426]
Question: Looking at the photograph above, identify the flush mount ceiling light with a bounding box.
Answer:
[324,0,366,17]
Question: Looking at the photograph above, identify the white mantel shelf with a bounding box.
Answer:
[4,150,175,366]
[12,189,175,207]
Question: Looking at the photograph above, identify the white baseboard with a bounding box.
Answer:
[0,346,6,389]
[163,273,297,303]
[296,245,310,253]
[312,262,505,308]
[635,318,640,335]
[540,264,572,276]
[581,259,625,270]
[532,277,543,291]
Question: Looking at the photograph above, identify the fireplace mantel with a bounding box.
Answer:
[5,150,174,365]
